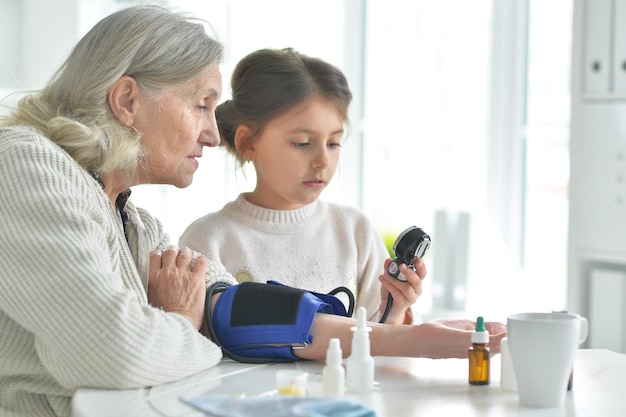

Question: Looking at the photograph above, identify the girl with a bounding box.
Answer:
[179,48,424,324]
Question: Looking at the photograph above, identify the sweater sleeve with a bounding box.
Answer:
[352,216,390,322]
[134,206,237,289]
[0,130,222,391]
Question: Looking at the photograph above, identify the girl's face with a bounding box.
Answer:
[245,96,345,210]
[134,65,222,188]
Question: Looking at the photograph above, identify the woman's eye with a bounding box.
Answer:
[328,142,342,149]
[292,142,310,148]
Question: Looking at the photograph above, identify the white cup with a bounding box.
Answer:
[506,312,588,407]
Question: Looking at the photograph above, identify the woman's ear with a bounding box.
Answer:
[234,125,255,161]
[108,76,140,127]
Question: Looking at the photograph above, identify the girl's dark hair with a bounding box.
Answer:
[217,48,352,165]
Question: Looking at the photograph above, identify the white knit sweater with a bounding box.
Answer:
[179,194,404,322]
[0,127,236,417]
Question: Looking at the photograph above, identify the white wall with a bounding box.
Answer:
[0,0,81,91]
[569,0,626,352]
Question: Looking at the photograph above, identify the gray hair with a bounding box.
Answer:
[1,5,224,178]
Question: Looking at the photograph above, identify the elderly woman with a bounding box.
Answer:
[0,6,231,417]
[0,5,505,417]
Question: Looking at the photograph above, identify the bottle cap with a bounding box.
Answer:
[326,338,342,366]
[351,306,372,334]
[471,316,489,344]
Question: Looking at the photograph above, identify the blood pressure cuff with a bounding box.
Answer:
[208,281,347,362]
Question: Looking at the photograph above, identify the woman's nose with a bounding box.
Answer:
[200,113,221,147]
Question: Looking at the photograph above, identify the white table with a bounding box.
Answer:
[72,349,626,417]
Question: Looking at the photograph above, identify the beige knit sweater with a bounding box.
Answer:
[0,127,236,417]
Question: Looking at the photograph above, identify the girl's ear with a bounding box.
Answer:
[108,76,140,127]
[234,124,255,161]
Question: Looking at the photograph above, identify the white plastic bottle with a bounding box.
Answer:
[499,337,517,391]
[322,338,345,396]
[346,307,374,393]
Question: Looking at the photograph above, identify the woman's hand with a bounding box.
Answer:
[147,246,209,330]
[378,257,426,324]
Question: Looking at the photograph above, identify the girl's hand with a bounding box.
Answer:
[427,318,507,355]
[378,257,426,324]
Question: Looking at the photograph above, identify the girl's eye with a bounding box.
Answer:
[328,142,342,149]
[292,142,310,148]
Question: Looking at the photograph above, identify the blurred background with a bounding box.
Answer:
[0,0,581,336]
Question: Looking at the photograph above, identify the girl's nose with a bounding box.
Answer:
[312,149,330,168]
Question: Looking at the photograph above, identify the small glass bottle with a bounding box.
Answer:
[468,316,490,385]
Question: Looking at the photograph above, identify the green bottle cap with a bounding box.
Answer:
[472,316,489,343]
[476,316,486,332]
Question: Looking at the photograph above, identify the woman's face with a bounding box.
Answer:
[246,96,345,210]
[134,65,222,188]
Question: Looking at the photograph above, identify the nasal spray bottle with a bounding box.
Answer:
[346,307,374,393]
[468,316,490,385]
[322,338,345,396]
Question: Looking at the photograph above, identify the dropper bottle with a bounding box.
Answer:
[346,307,374,393]
[468,316,490,385]
[322,338,345,396]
